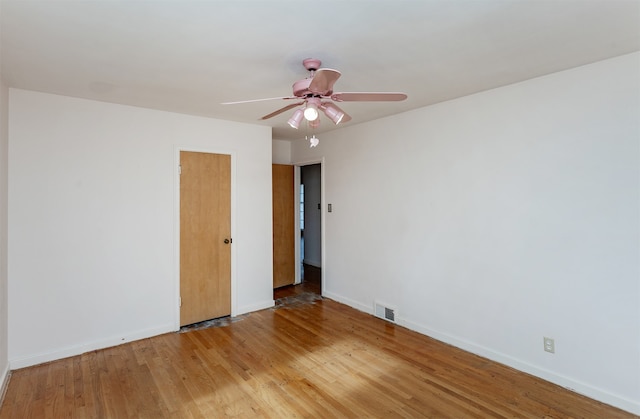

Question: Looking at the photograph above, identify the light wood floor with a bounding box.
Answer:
[0,289,634,418]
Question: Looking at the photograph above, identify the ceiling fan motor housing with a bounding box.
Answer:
[292,78,313,97]
[303,58,322,71]
[292,58,326,97]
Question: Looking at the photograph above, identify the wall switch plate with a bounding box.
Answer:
[544,337,555,353]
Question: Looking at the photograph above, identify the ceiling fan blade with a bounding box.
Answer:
[221,96,297,105]
[308,68,341,96]
[330,92,407,102]
[322,102,352,123]
[260,102,304,120]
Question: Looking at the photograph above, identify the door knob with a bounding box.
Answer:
[224,238,230,244]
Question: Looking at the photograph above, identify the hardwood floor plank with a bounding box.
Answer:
[1,294,636,419]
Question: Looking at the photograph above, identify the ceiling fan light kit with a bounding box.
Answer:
[320,103,344,124]
[303,106,318,121]
[303,97,320,121]
[287,108,304,129]
[222,58,407,135]
[308,118,321,129]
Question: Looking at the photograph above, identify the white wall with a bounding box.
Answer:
[8,89,274,368]
[0,48,10,397]
[272,139,291,164]
[292,53,640,414]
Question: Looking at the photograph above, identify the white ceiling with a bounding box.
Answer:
[1,0,638,140]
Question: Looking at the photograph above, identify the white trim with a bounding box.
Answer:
[0,364,10,408]
[9,323,174,370]
[236,300,275,316]
[293,166,301,285]
[319,158,326,297]
[323,292,372,315]
[174,146,238,328]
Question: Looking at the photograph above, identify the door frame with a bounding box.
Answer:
[174,146,237,330]
[293,158,325,294]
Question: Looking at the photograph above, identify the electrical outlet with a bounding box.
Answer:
[543,337,555,353]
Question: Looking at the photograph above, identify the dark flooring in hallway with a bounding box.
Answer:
[274,263,321,300]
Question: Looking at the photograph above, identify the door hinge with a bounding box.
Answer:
[178,165,182,175]
[179,297,182,307]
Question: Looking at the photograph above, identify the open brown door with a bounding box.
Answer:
[272,164,295,288]
[180,151,231,326]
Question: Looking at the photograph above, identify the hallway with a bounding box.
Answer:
[274,263,321,300]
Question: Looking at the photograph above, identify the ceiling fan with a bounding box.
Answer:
[222,58,407,129]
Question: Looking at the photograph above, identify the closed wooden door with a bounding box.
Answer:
[180,151,231,326]
[272,164,295,288]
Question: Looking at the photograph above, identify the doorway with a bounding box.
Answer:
[179,151,232,326]
[300,163,322,294]
[273,161,323,301]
